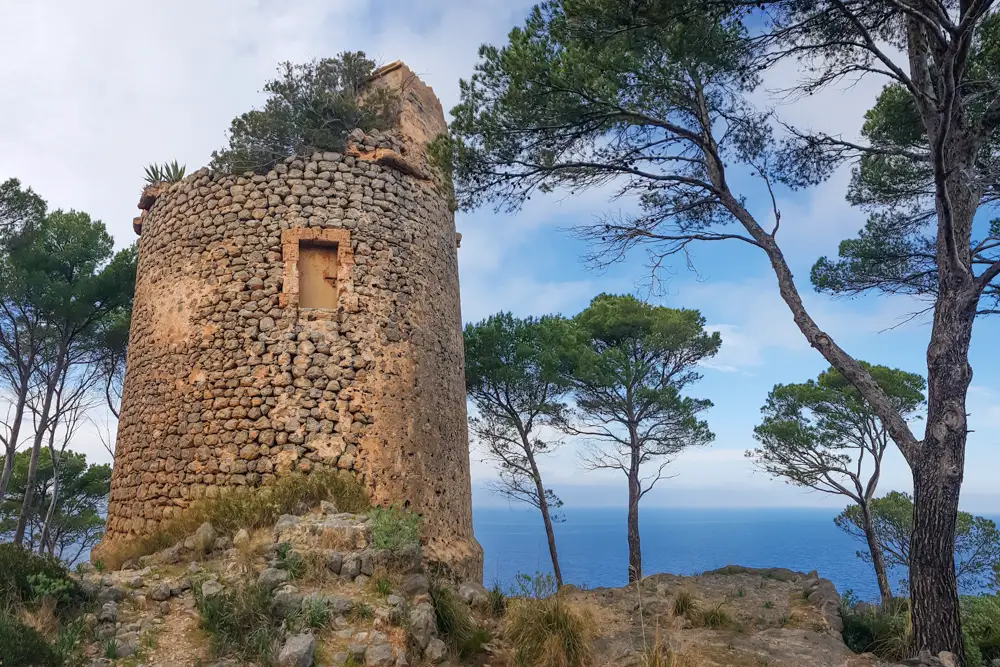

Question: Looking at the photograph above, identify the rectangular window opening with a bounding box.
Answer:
[298,241,339,309]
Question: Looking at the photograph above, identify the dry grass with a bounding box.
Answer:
[672,590,698,619]
[94,469,369,570]
[22,597,58,637]
[505,593,595,667]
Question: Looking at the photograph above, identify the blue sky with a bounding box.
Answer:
[1,0,997,512]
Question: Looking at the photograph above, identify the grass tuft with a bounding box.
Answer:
[488,581,508,617]
[195,581,284,666]
[672,590,698,618]
[699,603,732,629]
[429,580,490,658]
[504,593,594,667]
[95,469,368,570]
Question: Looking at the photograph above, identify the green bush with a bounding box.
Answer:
[0,613,60,667]
[841,599,909,661]
[367,506,421,551]
[0,544,82,609]
[210,53,399,174]
[961,594,1000,667]
[195,581,284,666]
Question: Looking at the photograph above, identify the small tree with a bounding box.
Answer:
[0,449,110,564]
[749,364,925,604]
[210,52,400,174]
[564,294,719,581]
[837,491,1000,595]
[464,313,573,586]
[7,211,135,546]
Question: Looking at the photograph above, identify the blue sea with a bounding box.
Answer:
[473,506,986,602]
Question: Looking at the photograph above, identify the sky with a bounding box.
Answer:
[1,1,998,513]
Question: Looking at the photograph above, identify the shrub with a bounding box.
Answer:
[0,613,60,667]
[841,601,909,661]
[348,600,373,622]
[195,581,283,665]
[210,53,399,174]
[367,506,421,551]
[0,544,83,610]
[961,594,1000,667]
[672,590,698,618]
[504,594,594,667]
[96,469,368,570]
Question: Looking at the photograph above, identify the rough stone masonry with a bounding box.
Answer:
[104,62,483,580]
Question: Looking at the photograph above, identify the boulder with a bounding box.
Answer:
[324,549,343,575]
[342,553,362,580]
[149,582,172,602]
[365,643,395,667]
[273,584,304,618]
[201,579,224,599]
[458,581,489,610]
[258,567,290,592]
[97,601,118,623]
[425,638,448,664]
[278,633,315,667]
[400,574,429,598]
[193,522,217,554]
[274,514,301,538]
[408,602,436,650]
[233,528,250,549]
[97,586,125,603]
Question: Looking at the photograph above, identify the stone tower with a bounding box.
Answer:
[104,62,482,579]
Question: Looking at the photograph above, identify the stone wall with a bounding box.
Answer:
[105,63,482,580]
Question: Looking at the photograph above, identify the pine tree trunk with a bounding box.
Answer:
[0,385,28,504]
[627,452,642,583]
[14,355,61,545]
[860,503,893,606]
[907,244,976,661]
[535,476,563,588]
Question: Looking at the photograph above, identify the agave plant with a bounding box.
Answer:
[143,160,186,185]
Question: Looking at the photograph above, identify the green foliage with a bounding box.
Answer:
[961,595,1000,667]
[210,53,399,174]
[27,574,76,604]
[0,613,60,667]
[0,178,46,243]
[504,591,593,667]
[143,160,186,185]
[195,581,283,665]
[0,544,82,610]
[367,506,421,551]
[274,542,305,580]
[299,596,332,630]
[836,491,1000,591]
[840,600,910,661]
[0,450,111,562]
[510,572,558,600]
[97,469,368,569]
[464,313,573,523]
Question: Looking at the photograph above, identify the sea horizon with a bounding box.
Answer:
[473,505,1000,602]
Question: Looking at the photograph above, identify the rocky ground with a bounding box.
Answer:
[71,505,960,667]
